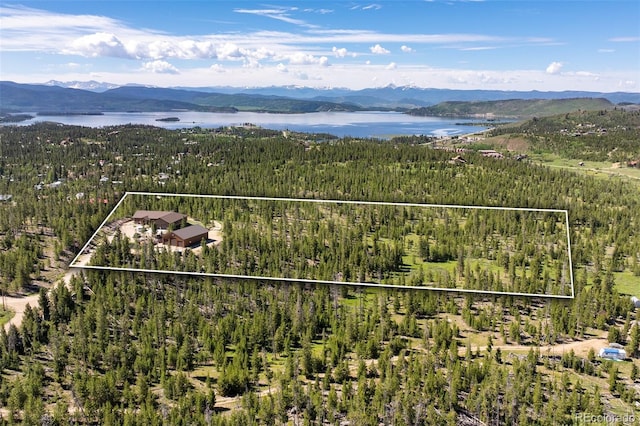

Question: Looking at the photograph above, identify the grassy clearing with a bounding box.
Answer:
[613,271,640,296]
[0,308,13,327]
[531,153,640,182]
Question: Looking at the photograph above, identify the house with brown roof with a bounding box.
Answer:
[161,225,209,248]
[133,210,187,230]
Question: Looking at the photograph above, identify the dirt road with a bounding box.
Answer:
[2,269,79,331]
[469,336,609,358]
[2,293,40,331]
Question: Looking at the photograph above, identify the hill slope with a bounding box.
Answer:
[407,98,615,118]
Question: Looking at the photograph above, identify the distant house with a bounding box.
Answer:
[161,225,209,248]
[631,296,640,308]
[449,155,467,164]
[133,210,187,230]
[0,194,12,202]
[478,149,504,159]
[599,346,627,360]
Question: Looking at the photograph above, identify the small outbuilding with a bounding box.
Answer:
[631,296,640,309]
[599,346,627,361]
[162,225,209,248]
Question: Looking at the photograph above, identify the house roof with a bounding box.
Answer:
[171,225,208,241]
[133,210,165,220]
[159,211,186,224]
[600,347,626,354]
[133,210,186,224]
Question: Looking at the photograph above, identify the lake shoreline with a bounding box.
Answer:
[1,110,497,139]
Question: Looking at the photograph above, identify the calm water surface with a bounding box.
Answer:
[11,111,491,139]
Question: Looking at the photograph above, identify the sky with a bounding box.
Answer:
[1,0,639,92]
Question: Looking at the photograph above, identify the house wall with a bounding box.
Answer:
[163,231,207,248]
[181,232,208,247]
[156,218,170,229]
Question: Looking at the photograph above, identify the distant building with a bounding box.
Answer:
[0,194,12,202]
[133,210,187,230]
[161,225,209,248]
[449,155,467,164]
[478,149,504,159]
[599,346,627,360]
[631,296,640,308]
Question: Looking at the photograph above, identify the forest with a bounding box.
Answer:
[90,195,571,297]
[0,113,638,424]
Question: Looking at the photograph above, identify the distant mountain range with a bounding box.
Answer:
[0,82,362,114]
[1,81,639,116]
[43,80,121,92]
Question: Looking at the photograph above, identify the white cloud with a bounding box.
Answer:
[210,64,225,72]
[546,61,563,75]
[598,49,615,53]
[400,45,414,53]
[362,4,383,11]
[573,71,598,77]
[386,62,397,70]
[215,43,244,61]
[608,36,640,42]
[143,60,179,74]
[276,63,288,72]
[370,44,390,54]
[288,52,329,66]
[68,32,131,58]
[234,7,318,28]
[332,46,356,58]
[306,8,333,14]
[460,46,497,51]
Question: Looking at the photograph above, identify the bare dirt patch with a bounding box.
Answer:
[484,135,530,152]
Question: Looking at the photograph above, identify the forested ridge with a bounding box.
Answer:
[407,98,615,119]
[0,116,639,425]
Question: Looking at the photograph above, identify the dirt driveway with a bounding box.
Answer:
[3,269,79,331]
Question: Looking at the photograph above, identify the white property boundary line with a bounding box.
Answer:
[70,191,575,299]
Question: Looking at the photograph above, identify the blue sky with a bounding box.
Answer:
[1,1,638,91]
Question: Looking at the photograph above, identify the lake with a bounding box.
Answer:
[9,111,494,139]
